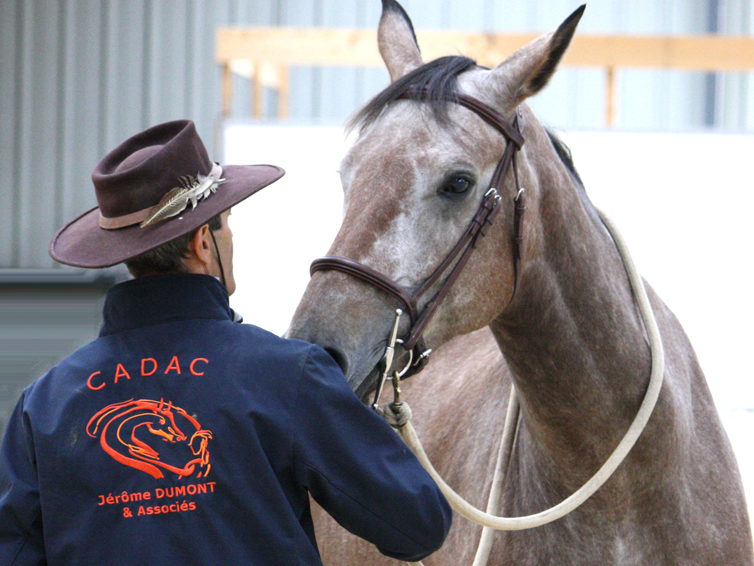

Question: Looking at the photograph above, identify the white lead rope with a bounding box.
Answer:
[391,208,665,536]
[471,390,520,565]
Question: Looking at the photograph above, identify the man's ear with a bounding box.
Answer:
[188,224,213,270]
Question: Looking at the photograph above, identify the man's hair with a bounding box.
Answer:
[125,214,223,278]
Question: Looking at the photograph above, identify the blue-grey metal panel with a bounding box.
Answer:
[59,1,108,243]
[18,1,63,268]
[0,0,19,266]
[102,0,151,146]
[715,0,754,130]
[145,1,193,126]
[282,0,320,120]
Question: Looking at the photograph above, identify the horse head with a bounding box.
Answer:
[288,0,585,399]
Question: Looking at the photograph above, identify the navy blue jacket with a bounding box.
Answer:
[0,274,451,565]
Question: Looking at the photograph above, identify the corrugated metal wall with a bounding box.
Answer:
[1,0,752,273]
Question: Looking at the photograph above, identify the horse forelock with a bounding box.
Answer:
[348,55,479,133]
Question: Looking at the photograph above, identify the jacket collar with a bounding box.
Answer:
[100,273,234,336]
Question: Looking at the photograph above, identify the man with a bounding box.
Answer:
[0,120,451,565]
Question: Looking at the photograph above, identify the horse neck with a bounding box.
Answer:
[489,127,652,475]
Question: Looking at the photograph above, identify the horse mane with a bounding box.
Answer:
[545,129,605,224]
[546,130,584,188]
[348,55,478,132]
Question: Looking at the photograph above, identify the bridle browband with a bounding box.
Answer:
[310,89,526,379]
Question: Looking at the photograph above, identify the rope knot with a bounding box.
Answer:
[378,401,413,428]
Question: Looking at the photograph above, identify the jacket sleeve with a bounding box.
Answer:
[291,345,452,562]
[0,391,46,565]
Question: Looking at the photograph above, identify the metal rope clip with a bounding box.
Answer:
[390,365,403,409]
[372,309,403,411]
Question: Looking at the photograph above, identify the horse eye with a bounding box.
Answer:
[440,173,474,198]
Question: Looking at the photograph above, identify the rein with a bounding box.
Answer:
[310,90,526,382]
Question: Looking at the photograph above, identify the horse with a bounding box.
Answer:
[286,1,754,564]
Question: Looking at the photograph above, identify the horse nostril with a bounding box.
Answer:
[323,347,349,375]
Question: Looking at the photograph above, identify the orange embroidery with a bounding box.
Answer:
[164,356,181,375]
[87,371,106,391]
[113,363,131,383]
[86,399,213,480]
[85,356,210,391]
[141,358,158,376]
[189,358,208,376]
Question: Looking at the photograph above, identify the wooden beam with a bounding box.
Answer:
[217,28,754,71]
[563,35,754,71]
[605,66,616,127]
[277,65,289,120]
[216,27,754,123]
[252,62,262,118]
[221,63,232,118]
[217,28,382,66]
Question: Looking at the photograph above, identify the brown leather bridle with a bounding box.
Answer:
[310,89,526,379]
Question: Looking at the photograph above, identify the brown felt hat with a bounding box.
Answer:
[50,120,284,268]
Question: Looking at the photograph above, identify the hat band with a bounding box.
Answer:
[99,163,224,230]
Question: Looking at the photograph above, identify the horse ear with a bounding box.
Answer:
[378,0,423,82]
[493,5,585,106]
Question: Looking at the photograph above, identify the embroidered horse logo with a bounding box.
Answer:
[86,398,213,479]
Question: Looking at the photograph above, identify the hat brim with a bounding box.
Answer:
[50,164,285,268]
